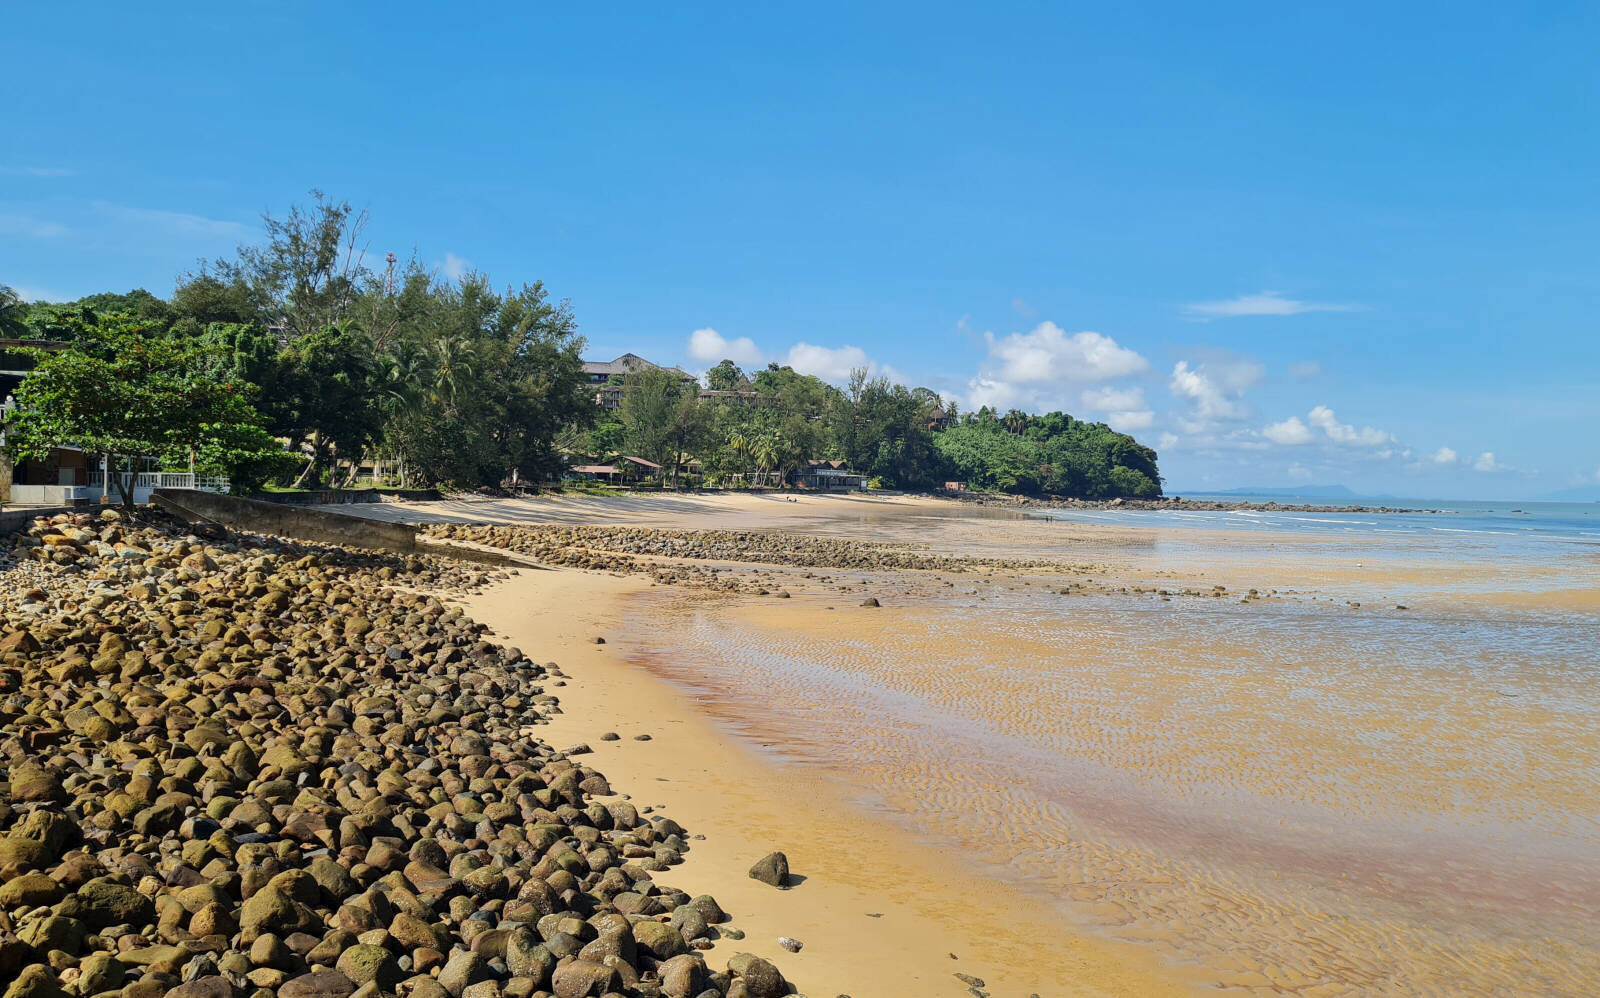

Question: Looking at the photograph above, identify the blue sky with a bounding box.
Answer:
[4,3,1597,498]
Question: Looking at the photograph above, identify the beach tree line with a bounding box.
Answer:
[4,193,591,492]
[588,360,1163,497]
[3,193,1163,498]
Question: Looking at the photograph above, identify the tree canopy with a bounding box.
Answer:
[934,408,1162,497]
[2,313,292,506]
[6,193,1163,499]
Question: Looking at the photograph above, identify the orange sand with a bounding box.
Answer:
[466,567,1195,998]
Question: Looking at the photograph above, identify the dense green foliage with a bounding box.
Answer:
[934,409,1162,497]
[5,194,591,491]
[3,313,293,505]
[582,361,1164,497]
[5,193,1163,498]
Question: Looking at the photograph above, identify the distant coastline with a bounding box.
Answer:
[934,490,1438,514]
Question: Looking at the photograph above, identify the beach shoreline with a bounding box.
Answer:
[464,565,1196,997]
[406,490,1600,996]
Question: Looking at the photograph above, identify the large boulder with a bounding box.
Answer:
[334,944,403,991]
[277,970,357,998]
[633,919,688,959]
[2,964,66,998]
[239,885,319,941]
[0,873,64,908]
[9,765,65,805]
[58,878,155,928]
[728,952,787,997]
[438,949,489,997]
[551,959,619,998]
[747,851,790,887]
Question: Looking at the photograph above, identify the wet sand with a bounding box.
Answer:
[390,492,1600,995]
[466,567,1194,997]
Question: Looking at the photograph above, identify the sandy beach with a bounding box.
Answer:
[466,565,1193,997]
[358,491,1600,995]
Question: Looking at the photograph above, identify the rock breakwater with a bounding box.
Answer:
[424,524,1091,581]
[0,510,787,998]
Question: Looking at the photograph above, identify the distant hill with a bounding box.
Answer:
[1194,485,1363,499]
[1538,485,1600,502]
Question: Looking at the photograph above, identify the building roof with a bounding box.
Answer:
[620,455,662,469]
[570,464,617,474]
[581,353,695,380]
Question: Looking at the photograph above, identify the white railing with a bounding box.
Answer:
[86,471,230,496]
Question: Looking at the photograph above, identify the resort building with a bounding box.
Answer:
[788,460,865,491]
[581,353,697,410]
[1,340,228,506]
[567,455,663,484]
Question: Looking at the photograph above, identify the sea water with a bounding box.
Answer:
[622,502,1600,995]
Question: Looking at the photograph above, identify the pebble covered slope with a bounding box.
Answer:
[0,510,787,998]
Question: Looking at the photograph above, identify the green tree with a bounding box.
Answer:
[933,410,1161,497]
[665,391,708,488]
[620,365,688,480]
[0,285,27,337]
[3,313,290,507]
[377,276,589,486]
[193,190,373,346]
[753,433,779,486]
[278,321,383,487]
[705,359,747,392]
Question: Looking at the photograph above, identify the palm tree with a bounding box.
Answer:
[753,434,779,487]
[729,432,751,485]
[0,285,30,338]
[428,335,477,406]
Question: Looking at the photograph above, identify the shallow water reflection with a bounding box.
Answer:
[625,579,1600,996]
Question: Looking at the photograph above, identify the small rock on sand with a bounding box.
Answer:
[748,851,790,887]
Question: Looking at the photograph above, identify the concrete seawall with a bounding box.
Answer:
[248,487,443,506]
[0,505,81,534]
[152,489,526,567]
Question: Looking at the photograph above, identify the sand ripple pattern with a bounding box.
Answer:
[628,589,1600,996]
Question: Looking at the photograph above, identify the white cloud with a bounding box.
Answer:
[785,342,874,382]
[1474,452,1499,472]
[963,377,1024,412]
[0,212,69,239]
[1431,447,1459,466]
[958,322,1149,419]
[9,285,65,303]
[1011,297,1036,318]
[1308,405,1392,447]
[440,252,471,282]
[1169,358,1260,428]
[1263,416,1314,445]
[1079,386,1152,432]
[984,322,1148,384]
[1287,462,1314,481]
[1183,290,1361,319]
[1080,385,1147,412]
[92,201,250,239]
[1158,433,1179,451]
[1105,410,1156,431]
[687,327,764,366]
[1288,361,1323,379]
